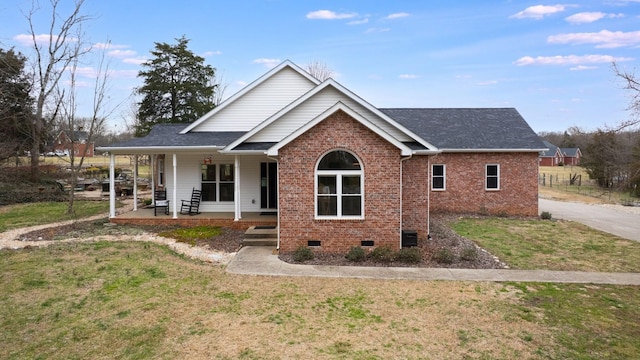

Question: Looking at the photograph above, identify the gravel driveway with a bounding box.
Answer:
[539,198,640,242]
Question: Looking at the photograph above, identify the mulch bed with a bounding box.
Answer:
[18,214,507,269]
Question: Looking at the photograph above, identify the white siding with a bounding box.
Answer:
[192,67,316,132]
[168,152,268,213]
[246,86,413,142]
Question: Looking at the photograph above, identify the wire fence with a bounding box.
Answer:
[538,172,637,204]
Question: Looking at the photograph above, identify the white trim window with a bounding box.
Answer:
[201,163,235,202]
[432,164,446,191]
[485,164,500,190]
[316,150,363,219]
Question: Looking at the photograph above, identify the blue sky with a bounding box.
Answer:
[1,1,639,133]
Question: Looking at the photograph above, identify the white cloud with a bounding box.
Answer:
[253,58,281,68]
[565,12,624,24]
[364,27,390,34]
[548,30,640,48]
[348,18,369,25]
[510,5,569,20]
[476,80,498,86]
[399,74,419,79]
[93,42,129,50]
[123,57,147,65]
[110,69,138,79]
[385,12,410,20]
[306,10,357,20]
[202,50,222,56]
[108,49,136,58]
[13,33,79,46]
[570,65,598,70]
[514,54,633,66]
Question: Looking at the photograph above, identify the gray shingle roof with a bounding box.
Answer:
[102,124,245,149]
[380,108,545,150]
[560,147,580,157]
[541,141,559,157]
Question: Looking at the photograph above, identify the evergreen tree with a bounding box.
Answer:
[135,36,216,137]
[0,48,34,163]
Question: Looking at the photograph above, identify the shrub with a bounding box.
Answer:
[540,211,552,220]
[369,246,395,262]
[433,248,454,264]
[460,246,478,261]
[345,246,366,262]
[397,248,421,263]
[292,246,314,262]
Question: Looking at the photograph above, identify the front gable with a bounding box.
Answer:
[223,79,437,154]
[181,61,319,133]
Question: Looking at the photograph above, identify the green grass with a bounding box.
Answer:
[1,241,639,359]
[0,201,115,232]
[158,225,222,245]
[507,282,640,359]
[451,217,640,272]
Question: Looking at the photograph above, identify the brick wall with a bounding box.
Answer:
[278,110,403,253]
[428,152,539,216]
[401,157,429,239]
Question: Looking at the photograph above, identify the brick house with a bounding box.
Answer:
[539,141,562,166]
[100,60,546,253]
[53,130,95,157]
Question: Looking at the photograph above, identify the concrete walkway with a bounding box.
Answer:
[227,246,640,285]
[539,198,640,242]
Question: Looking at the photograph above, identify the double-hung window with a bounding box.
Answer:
[316,150,363,219]
[201,163,235,202]
[485,164,500,190]
[432,164,446,190]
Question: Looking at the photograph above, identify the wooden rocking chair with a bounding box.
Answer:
[180,188,202,215]
[154,190,169,216]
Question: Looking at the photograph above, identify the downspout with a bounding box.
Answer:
[109,153,115,218]
[400,154,412,248]
[268,155,280,250]
[234,155,241,221]
[172,153,177,219]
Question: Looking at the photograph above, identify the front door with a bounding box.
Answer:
[260,162,277,209]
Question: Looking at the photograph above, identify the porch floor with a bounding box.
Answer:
[111,207,277,230]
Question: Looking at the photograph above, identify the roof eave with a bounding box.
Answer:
[439,148,548,153]
[96,145,226,153]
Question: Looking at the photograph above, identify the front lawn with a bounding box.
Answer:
[451,217,640,272]
[0,201,115,232]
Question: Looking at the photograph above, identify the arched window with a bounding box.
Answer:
[316,150,363,218]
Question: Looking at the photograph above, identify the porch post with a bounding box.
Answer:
[172,153,178,219]
[150,154,155,201]
[133,154,138,211]
[109,153,116,218]
[234,155,241,221]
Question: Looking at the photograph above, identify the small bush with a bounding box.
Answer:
[292,246,314,262]
[540,211,552,220]
[460,246,478,261]
[397,248,421,263]
[433,248,454,264]
[345,246,366,262]
[369,246,395,262]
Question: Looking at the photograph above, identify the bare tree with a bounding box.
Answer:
[24,0,91,183]
[211,70,228,106]
[612,62,640,131]
[56,40,114,214]
[305,60,335,81]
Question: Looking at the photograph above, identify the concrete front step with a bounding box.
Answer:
[243,238,277,246]
[244,225,278,239]
[243,225,278,246]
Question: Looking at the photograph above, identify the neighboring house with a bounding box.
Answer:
[560,147,582,166]
[99,60,546,253]
[53,130,95,157]
[539,141,562,166]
